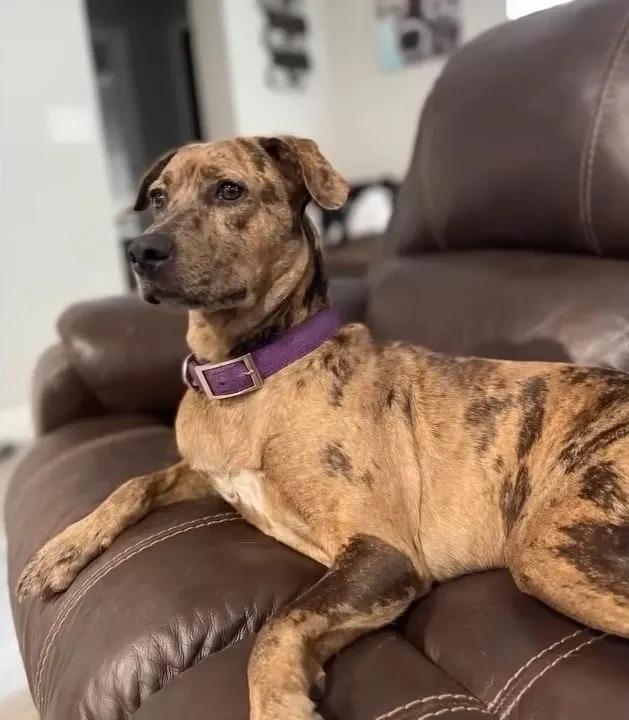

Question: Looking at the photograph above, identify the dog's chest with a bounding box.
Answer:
[176,390,266,473]
[212,469,270,528]
[176,391,328,560]
[211,468,330,563]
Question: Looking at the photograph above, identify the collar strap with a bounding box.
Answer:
[182,308,343,399]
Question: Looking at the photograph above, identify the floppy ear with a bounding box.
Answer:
[133,149,178,211]
[258,136,349,210]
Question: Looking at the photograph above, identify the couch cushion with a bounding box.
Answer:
[320,631,493,720]
[133,632,495,720]
[368,250,629,371]
[404,572,629,720]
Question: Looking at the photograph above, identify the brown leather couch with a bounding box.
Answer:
[7,1,629,717]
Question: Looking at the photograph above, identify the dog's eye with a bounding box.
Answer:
[150,189,166,210]
[216,181,243,202]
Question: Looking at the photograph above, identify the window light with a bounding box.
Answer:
[507,0,574,20]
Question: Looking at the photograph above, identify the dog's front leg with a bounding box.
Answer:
[248,533,429,720]
[17,461,211,600]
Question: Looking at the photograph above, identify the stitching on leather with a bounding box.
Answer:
[36,512,240,709]
[34,512,240,710]
[579,6,629,254]
[498,632,606,720]
[488,628,584,709]
[373,694,483,720]
[415,705,495,720]
[24,425,169,490]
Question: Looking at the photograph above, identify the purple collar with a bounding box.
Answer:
[182,308,343,399]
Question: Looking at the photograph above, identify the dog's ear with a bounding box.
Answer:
[258,136,349,210]
[133,149,178,211]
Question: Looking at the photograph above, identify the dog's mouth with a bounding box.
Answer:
[137,277,248,311]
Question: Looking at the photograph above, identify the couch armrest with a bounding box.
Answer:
[53,285,363,425]
[32,344,105,435]
[58,295,188,421]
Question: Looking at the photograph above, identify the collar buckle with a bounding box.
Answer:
[184,353,264,399]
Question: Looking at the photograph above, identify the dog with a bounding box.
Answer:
[17,135,629,720]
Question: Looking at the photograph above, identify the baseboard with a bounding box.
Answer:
[0,405,33,443]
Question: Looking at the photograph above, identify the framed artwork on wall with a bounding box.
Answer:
[376,0,461,70]
[258,0,313,91]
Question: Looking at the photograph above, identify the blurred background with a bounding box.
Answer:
[0,0,572,443]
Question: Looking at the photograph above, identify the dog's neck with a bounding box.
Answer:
[186,218,328,361]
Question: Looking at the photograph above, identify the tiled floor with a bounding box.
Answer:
[0,447,38,719]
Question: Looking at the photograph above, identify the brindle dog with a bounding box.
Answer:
[17,136,629,720]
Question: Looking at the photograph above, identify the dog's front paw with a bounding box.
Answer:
[16,522,102,601]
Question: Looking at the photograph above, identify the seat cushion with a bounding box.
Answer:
[404,572,629,720]
[133,632,494,720]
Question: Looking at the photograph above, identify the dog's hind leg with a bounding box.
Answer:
[507,471,629,637]
[16,461,212,600]
[247,533,429,720]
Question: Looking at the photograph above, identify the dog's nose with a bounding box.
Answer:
[127,233,173,273]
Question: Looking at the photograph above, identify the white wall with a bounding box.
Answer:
[190,1,506,181]
[222,0,336,153]
[190,0,337,158]
[188,0,237,141]
[0,0,123,437]
[325,0,507,181]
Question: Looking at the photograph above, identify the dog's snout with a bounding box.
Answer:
[127,233,173,273]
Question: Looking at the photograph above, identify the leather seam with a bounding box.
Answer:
[34,512,241,711]
[373,694,489,720]
[579,6,629,255]
[414,707,495,720]
[488,627,584,709]
[498,632,606,720]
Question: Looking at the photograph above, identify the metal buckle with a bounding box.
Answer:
[193,353,263,399]
[182,353,195,389]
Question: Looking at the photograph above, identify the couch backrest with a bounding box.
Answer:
[387,0,629,259]
[368,249,629,370]
[371,0,629,372]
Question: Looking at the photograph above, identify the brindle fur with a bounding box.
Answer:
[17,136,629,720]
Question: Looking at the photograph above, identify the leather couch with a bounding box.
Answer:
[7,1,629,717]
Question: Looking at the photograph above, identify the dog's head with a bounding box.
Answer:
[128,136,348,310]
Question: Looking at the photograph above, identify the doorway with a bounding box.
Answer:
[85,0,203,286]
